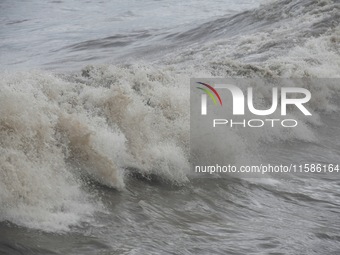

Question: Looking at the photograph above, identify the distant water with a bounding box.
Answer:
[0,0,258,70]
[1,0,340,254]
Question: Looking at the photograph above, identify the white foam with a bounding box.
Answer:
[1,0,339,232]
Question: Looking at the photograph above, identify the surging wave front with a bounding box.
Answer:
[0,0,339,232]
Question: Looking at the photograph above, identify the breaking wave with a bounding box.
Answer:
[0,0,339,232]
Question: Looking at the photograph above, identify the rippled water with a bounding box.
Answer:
[1,0,340,254]
[0,0,258,70]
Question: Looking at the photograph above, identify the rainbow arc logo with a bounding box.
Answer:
[196,82,223,106]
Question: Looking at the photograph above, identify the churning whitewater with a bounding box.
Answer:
[0,0,340,254]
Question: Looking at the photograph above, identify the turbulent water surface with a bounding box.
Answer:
[1,0,340,254]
